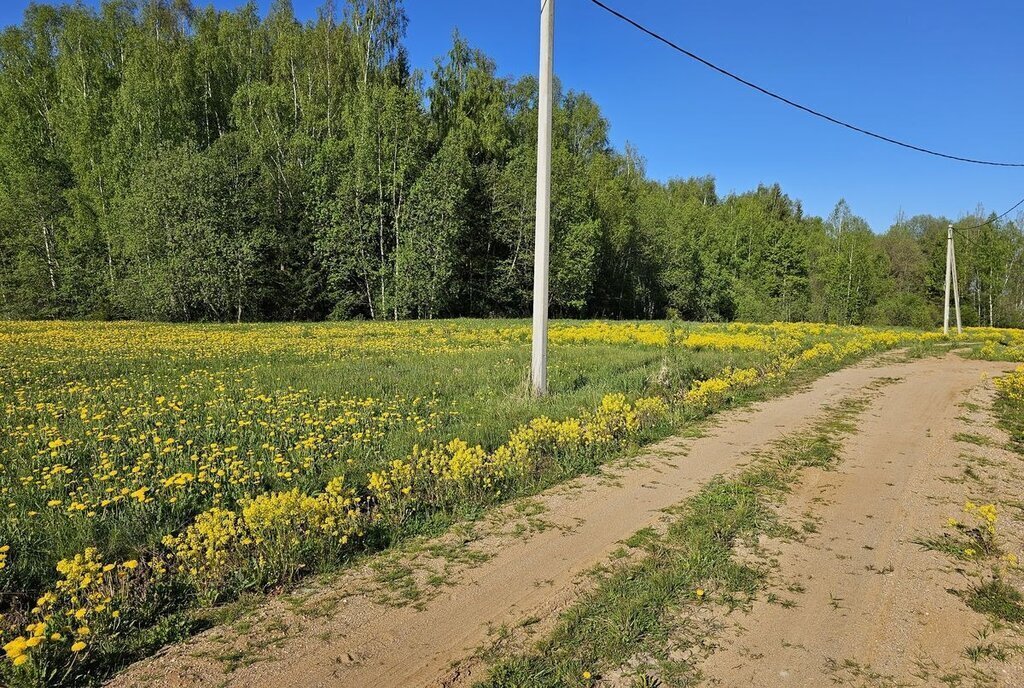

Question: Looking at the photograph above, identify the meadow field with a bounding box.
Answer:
[4,319,1022,685]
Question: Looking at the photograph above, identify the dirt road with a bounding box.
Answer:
[701,357,1024,687]
[110,353,1020,688]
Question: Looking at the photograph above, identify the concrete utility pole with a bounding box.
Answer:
[944,225,952,335]
[943,224,962,335]
[531,0,554,396]
[951,227,962,334]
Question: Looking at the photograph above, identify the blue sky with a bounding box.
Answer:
[2,0,1022,232]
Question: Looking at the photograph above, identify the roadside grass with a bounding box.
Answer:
[966,580,1024,625]
[953,432,995,448]
[0,320,813,597]
[476,395,871,687]
[961,334,1024,364]
[994,393,1024,455]
[915,499,1001,561]
[915,365,1024,679]
[916,531,998,562]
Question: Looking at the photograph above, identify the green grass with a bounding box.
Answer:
[914,523,1000,561]
[953,432,994,448]
[995,396,1024,454]
[0,320,910,598]
[0,321,759,585]
[966,580,1024,625]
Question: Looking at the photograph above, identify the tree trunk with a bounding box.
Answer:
[844,247,854,325]
[990,265,994,327]
[40,219,58,296]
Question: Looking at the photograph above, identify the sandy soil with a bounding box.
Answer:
[109,353,1021,688]
[700,356,1024,687]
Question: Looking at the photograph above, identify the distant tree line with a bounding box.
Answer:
[1,0,1022,327]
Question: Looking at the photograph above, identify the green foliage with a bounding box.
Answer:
[967,579,1024,624]
[1,1,1023,325]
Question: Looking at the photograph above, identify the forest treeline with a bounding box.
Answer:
[1,0,1022,327]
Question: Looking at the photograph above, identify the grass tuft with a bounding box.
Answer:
[966,580,1024,625]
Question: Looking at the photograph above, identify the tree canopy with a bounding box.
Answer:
[1,0,1022,327]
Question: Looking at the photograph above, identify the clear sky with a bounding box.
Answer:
[2,0,1022,232]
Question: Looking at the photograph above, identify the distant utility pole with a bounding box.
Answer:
[943,224,962,335]
[531,0,554,396]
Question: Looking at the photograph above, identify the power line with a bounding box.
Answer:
[954,193,1024,231]
[955,227,975,248]
[584,0,1024,235]
[586,0,1024,168]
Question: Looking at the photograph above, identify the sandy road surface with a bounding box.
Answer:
[111,353,1017,688]
[701,355,1024,687]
